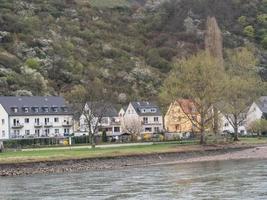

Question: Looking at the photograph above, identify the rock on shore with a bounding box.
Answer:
[1,146,267,177]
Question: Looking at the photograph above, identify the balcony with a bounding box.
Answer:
[44,122,53,127]
[12,123,24,129]
[62,121,73,127]
[34,123,43,128]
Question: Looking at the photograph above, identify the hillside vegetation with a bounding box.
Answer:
[0,0,266,102]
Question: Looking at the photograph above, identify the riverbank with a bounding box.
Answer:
[1,143,267,177]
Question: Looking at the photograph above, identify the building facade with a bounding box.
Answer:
[219,113,247,135]
[122,101,164,135]
[79,102,122,137]
[0,96,73,139]
[246,96,267,127]
[164,100,200,133]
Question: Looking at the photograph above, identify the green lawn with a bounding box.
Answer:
[0,143,201,164]
[0,138,266,164]
[239,137,267,144]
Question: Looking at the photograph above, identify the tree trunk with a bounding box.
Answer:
[0,141,4,153]
[200,131,205,145]
[233,115,239,141]
[200,114,206,145]
[91,134,96,149]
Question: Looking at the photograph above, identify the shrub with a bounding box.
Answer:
[243,26,255,38]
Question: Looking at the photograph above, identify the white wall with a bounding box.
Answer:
[0,104,9,140]
[220,114,247,135]
[246,103,263,127]
[123,103,164,134]
[8,115,73,138]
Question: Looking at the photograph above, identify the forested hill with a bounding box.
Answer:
[0,0,266,102]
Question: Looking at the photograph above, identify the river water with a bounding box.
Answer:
[0,159,266,200]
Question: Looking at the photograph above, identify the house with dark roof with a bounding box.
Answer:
[0,96,73,139]
[79,102,122,136]
[122,101,164,135]
[246,96,267,128]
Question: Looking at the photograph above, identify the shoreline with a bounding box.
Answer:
[1,144,267,177]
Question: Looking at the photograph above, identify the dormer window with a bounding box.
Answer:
[151,108,156,113]
[12,107,18,113]
[23,107,29,113]
[52,107,58,112]
[44,107,49,112]
[62,107,68,112]
[34,107,39,113]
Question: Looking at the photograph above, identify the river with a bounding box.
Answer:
[0,159,266,200]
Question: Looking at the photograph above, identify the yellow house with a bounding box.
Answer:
[164,99,200,133]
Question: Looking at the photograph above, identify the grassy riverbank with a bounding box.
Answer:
[0,137,266,165]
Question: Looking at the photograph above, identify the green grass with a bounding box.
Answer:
[0,143,202,164]
[239,137,267,144]
[0,138,266,165]
[88,0,130,8]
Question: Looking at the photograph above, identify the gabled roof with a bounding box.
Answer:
[255,96,267,114]
[86,102,118,117]
[175,99,198,114]
[0,96,72,116]
[130,101,162,116]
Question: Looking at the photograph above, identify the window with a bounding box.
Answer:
[25,130,30,135]
[2,130,5,137]
[114,127,120,132]
[154,117,159,122]
[35,129,40,135]
[55,129,59,134]
[45,129,50,135]
[24,107,29,113]
[25,118,29,123]
[35,118,40,124]
[53,107,58,112]
[154,127,159,133]
[13,108,18,113]
[62,107,68,112]
[1,119,4,125]
[143,117,148,124]
[33,107,39,113]
[151,108,156,113]
[14,130,20,137]
[54,117,59,123]
[64,128,70,134]
[44,107,49,112]
[145,127,152,132]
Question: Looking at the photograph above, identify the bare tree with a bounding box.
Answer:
[122,118,142,140]
[66,80,111,148]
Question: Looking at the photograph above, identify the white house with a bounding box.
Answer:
[122,101,164,135]
[219,113,247,135]
[0,96,73,139]
[246,96,267,127]
[79,102,121,137]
